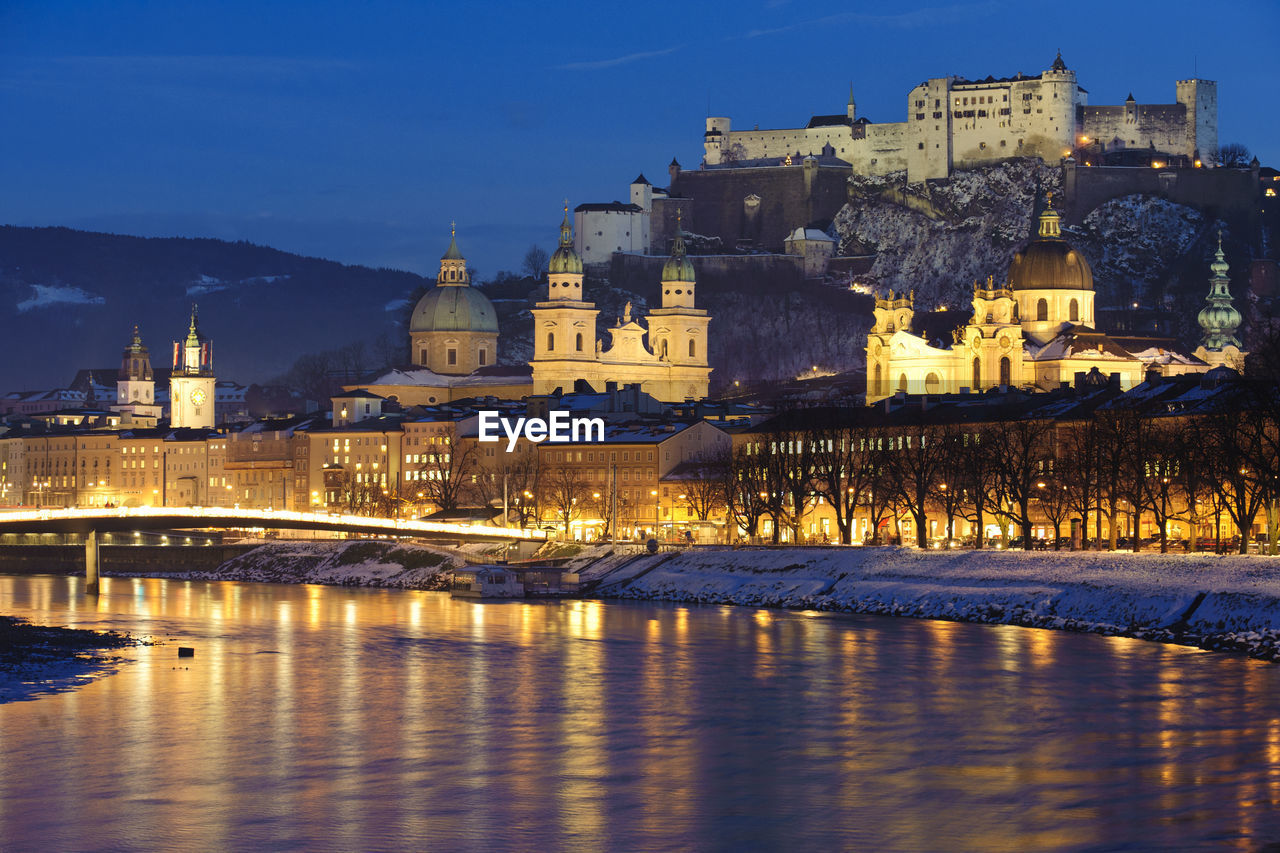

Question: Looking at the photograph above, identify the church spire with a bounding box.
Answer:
[1198,230,1242,351]
[1037,192,1062,239]
[438,223,468,286]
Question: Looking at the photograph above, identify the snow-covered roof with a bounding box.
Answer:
[785,227,836,242]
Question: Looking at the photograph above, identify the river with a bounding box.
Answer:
[1,574,1278,851]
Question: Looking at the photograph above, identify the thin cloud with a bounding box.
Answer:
[557,46,682,71]
[737,2,1001,40]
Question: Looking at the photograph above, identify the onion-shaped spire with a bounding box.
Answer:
[548,199,583,275]
[1198,230,1242,351]
[661,209,696,283]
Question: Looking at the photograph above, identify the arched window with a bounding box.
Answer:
[1036,298,1048,321]
[547,332,555,351]
[575,333,583,352]
[925,372,940,393]
[478,348,487,366]
[973,357,981,389]
[689,339,696,358]
[999,356,1011,387]
[898,374,909,393]
[874,364,882,396]
[1069,298,1079,322]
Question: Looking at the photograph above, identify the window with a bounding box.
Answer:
[925,372,940,393]
[973,357,981,389]
[575,333,583,352]
[547,332,555,351]
[999,356,1011,387]
[447,348,457,366]
[1069,299,1079,322]
[1036,298,1048,321]
[898,374,908,393]
[478,349,487,366]
[688,339,696,358]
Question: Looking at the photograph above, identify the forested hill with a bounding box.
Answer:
[0,226,428,390]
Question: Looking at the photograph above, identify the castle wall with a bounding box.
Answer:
[1080,104,1191,156]
[661,165,849,252]
[1063,161,1260,226]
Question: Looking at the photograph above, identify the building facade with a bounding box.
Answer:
[531,210,711,402]
[865,202,1223,403]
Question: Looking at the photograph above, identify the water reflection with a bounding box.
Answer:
[0,575,1278,851]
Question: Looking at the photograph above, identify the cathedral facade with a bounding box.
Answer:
[865,203,1241,403]
[530,208,711,402]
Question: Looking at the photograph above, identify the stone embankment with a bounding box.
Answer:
[576,546,1280,662]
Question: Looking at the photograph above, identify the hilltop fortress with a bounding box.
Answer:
[703,53,1216,182]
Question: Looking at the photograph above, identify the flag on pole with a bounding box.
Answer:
[172,342,180,369]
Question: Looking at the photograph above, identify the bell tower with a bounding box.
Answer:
[647,213,711,398]
[531,203,601,394]
[114,325,161,418]
[168,306,217,429]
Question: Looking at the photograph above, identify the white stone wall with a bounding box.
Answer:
[575,210,646,265]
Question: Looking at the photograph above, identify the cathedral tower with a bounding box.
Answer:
[114,326,161,418]
[532,204,600,393]
[647,217,710,389]
[169,307,216,429]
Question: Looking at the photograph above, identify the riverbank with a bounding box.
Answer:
[578,546,1280,661]
[0,615,143,703]
[72,540,1280,662]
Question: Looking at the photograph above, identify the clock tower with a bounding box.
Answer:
[168,306,216,429]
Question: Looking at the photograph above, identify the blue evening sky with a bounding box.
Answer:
[2,0,1276,276]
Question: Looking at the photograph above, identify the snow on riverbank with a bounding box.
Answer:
[581,547,1280,661]
[148,541,465,589]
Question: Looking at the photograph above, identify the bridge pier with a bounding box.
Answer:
[85,529,100,596]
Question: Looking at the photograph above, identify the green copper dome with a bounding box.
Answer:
[662,228,696,283]
[548,204,583,275]
[409,285,498,334]
[1198,232,1242,350]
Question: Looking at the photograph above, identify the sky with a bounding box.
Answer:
[2,0,1277,277]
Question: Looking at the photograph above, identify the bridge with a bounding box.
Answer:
[0,507,548,594]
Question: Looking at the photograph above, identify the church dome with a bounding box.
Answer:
[548,204,583,275]
[549,244,583,275]
[1008,204,1093,292]
[662,228,696,283]
[409,285,498,334]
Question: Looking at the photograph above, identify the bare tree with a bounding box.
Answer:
[885,422,946,547]
[522,245,550,280]
[544,465,588,537]
[1214,143,1253,167]
[416,435,477,512]
[986,416,1056,549]
[721,445,769,543]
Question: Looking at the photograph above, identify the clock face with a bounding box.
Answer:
[190,388,207,407]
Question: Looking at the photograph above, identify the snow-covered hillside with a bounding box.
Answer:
[833,159,1215,320]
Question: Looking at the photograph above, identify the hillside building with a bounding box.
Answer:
[704,54,1216,183]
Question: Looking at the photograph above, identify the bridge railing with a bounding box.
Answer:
[0,506,547,541]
